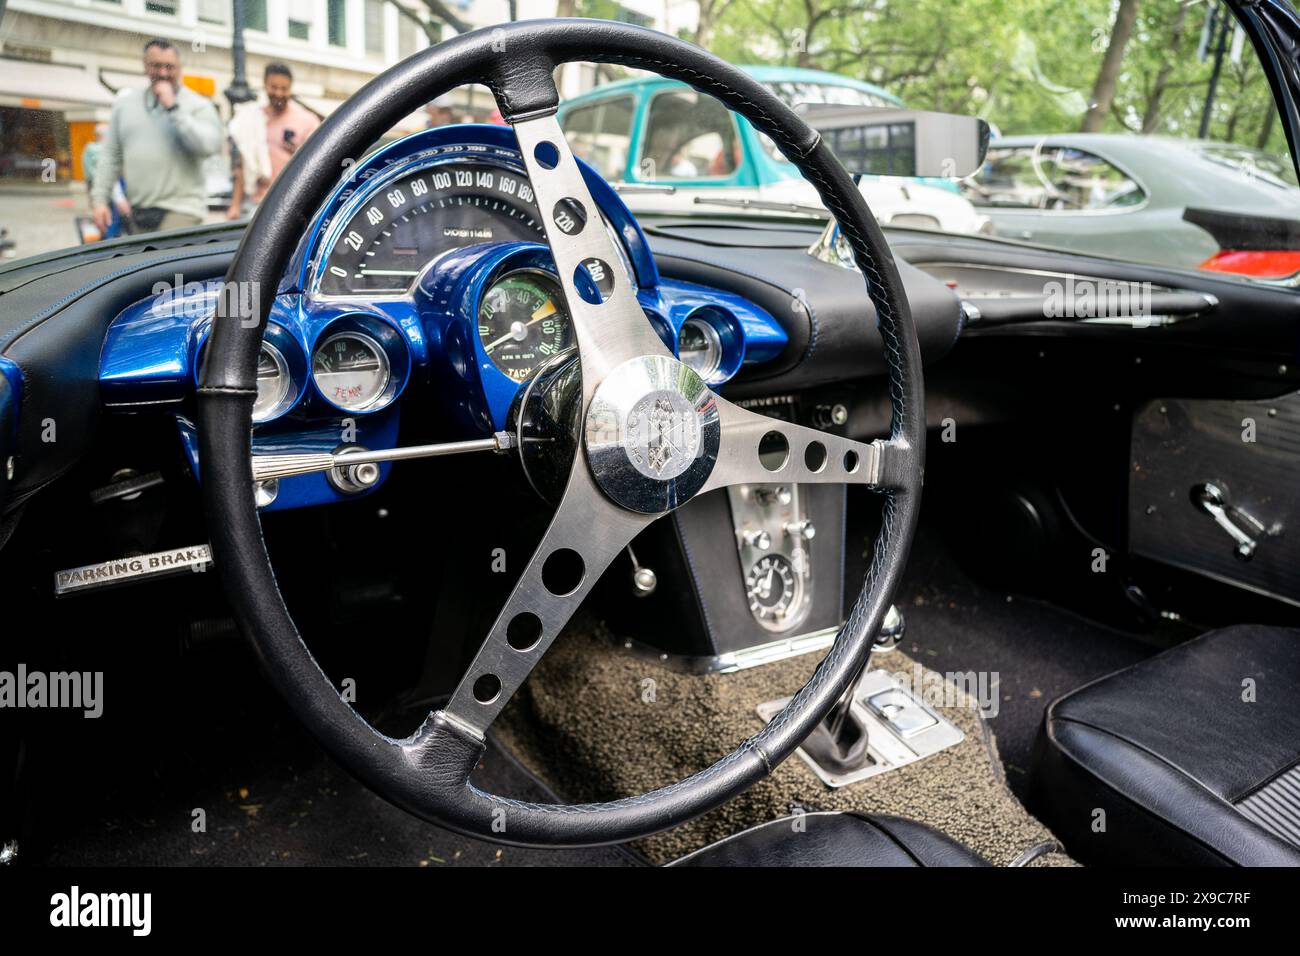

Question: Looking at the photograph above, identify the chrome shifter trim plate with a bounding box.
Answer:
[757,669,964,788]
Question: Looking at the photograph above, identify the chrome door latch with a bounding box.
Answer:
[1191,482,1283,561]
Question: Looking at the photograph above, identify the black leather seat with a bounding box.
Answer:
[1030,624,1300,866]
[669,812,990,867]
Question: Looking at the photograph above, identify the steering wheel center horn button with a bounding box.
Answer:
[583,355,720,514]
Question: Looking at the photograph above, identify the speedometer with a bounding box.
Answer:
[317,161,544,296]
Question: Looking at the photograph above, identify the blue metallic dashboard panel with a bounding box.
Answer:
[0,356,22,471]
[98,125,788,510]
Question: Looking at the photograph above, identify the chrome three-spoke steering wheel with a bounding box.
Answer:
[198,18,925,846]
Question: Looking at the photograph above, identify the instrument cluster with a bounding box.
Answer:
[100,125,789,511]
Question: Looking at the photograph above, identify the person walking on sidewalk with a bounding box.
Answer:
[90,37,222,236]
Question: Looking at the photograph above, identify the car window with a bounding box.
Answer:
[758,83,898,166]
[561,95,635,182]
[5,0,1300,283]
[640,89,740,181]
[763,82,895,109]
[1194,143,1300,188]
[825,122,918,177]
[965,146,1147,211]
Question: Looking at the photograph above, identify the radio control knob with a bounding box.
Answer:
[754,486,791,507]
[784,519,816,541]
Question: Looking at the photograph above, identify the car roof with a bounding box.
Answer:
[990,132,1240,162]
[987,132,1300,209]
[560,65,902,107]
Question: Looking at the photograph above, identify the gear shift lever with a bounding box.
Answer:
[800,604,905,773]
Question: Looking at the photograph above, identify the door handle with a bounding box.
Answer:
[1191,482,1283,561]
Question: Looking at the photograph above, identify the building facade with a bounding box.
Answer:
[0,0,698,183]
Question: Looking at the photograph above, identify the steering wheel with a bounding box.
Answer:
[198,19,925,847]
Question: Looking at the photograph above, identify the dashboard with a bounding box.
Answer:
[98,125,788,511]
[6,118,1297,639]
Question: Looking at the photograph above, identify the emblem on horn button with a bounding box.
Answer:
[584,355,720,514]
[625,391,701,481]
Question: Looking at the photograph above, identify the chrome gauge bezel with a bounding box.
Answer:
[308,147,639,301]
[477,267,576,384]
[677,317,724,381]
[252,341,293,423]
[311,330,393,413]
[745,552,807,632]
[310,149,543,299]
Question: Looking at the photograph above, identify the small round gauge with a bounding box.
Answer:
[252,342,292,422]
[478,271,574,383]
[312,331,391,410]
[677,318,723,380]
[745,553,803,629]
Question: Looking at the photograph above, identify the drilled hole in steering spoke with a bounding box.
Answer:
[534,141,560,169]
[506,612,543,652]
[844,449,860,474]
[552,198,587,236]
[541,548,585,596]
[804,440,827,473]
[472,673,502,704]
[759,430,789,472]
[574,258,615,305]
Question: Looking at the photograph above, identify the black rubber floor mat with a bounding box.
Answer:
[896,526,1153,795]
[25,647,632,867]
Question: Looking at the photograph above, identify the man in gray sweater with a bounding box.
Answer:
[91,38,223,236]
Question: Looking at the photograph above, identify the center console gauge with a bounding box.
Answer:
[745,553,803,626]
[730,481,814,633]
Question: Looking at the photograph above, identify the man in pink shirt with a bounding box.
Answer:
[227,62,321,219]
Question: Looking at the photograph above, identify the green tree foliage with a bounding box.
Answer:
[702,0,1287,155]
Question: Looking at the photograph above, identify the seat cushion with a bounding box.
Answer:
[1030,624,1300,866]
[668,812,990,867]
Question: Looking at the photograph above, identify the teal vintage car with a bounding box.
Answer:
[557,65,987,233]
[557,66,903,187]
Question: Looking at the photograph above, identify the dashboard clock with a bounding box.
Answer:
[745,553,804,628]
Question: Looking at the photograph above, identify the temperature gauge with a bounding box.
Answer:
[312,331,391,411]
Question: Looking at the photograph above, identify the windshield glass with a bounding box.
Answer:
[1193,142,1300,188]
[3,0,1297,282]
[560,0,1300,281]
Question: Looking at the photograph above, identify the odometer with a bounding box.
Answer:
[478,271,574,382]
[318,160,543,296]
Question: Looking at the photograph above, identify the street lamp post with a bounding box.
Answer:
[224,0,257,111]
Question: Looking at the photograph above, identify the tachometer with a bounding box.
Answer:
[317,161,544,296]
[478,271,574,382]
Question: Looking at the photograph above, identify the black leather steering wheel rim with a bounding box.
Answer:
[198,18,925,847]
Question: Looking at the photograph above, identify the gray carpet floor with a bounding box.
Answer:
[495,622,1074,866]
